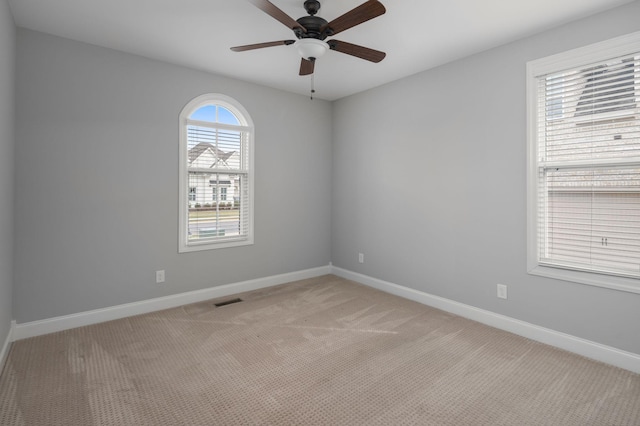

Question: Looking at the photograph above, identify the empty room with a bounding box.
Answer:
[1,0,640,424]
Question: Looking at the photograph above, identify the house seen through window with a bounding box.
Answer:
[178,94,254,252]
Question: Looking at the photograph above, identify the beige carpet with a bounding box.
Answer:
[1,275,639,425]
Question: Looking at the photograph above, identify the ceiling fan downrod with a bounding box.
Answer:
[303,0,321,16]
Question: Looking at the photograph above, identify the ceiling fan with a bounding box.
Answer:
[231,0,386,76]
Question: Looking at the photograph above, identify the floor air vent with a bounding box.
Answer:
[214,298,243,307]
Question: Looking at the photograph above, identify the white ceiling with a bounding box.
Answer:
[7,0,636,100]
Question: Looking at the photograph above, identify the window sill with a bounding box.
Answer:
[179,238,253,253]
[528,264,640,294]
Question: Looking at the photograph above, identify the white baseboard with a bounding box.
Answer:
[1,321,14,371]
[11,264,639,374]
[13,265,332,341]
[331,266,640,374]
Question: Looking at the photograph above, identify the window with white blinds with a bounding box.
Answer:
[178,94,254,252]
[527,32,640,290]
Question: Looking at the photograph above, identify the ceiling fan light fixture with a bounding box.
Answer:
[294,38,328,60]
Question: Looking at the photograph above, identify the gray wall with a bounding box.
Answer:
[10,2,640,357]
[0,0,15,345]
[14,29,332,323]
[332,1,640,355]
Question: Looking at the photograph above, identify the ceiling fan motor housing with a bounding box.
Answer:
[295,15,330,39]
[296,0,332,39]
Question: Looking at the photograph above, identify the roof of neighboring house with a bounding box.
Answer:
[188,142,235,164]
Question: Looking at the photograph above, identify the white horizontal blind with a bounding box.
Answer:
[186,121,250,245]
[536,52,640,277]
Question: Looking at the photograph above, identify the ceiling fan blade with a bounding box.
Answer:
[231,40,295,52]
[320,0,386,36]
[328,40,385,63]
[248,0,306,33]
[299,58,315,75]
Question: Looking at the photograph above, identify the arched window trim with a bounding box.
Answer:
[179,94,254,252]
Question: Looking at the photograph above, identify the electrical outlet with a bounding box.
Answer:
[497,284,507,299]
[358,253,364,263]
[156,270,165,283]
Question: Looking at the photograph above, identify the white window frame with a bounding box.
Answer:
[178,94,254,252]
[526,31,640,294]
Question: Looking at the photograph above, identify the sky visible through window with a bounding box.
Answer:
[187,106,242,152]
[190,105,239,125]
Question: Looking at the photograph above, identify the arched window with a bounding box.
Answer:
[179,94,254,252]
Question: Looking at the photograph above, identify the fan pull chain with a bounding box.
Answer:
[310,73,315,100]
